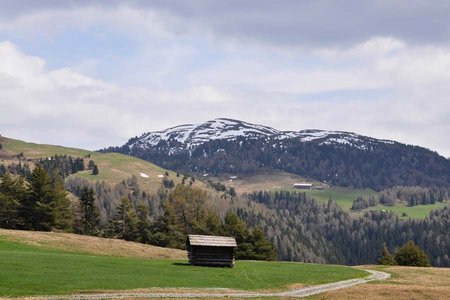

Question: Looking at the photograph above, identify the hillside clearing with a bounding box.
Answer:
[216,171,324,194]
[359,202,448,219]
[304,187,377,210]
[0,236,368,297]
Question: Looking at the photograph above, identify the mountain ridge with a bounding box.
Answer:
[103,118,450,190]
[127,118,396,153]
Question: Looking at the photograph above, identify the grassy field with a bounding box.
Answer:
[220,171,323,194]
[304,187,378,210]
[0,236,367,297]
[315,265,450,300]
[360,202,448,219]
[0,137,204,194]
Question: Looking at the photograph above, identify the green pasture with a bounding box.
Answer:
[0,238,368,297]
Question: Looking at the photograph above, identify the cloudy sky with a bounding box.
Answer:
[1,1,450,156]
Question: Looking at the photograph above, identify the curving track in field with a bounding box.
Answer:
[27,269,390,299]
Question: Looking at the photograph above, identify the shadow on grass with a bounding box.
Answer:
[172,262,191,266]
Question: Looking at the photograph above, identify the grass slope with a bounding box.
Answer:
[0,137,202,193]
[0,236,367,297]
[360,202,448,219]
[0,229,185,259]
[305,187,378,210]
[317,265,450,300]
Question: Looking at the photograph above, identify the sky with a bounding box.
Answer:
[0,0,450,157]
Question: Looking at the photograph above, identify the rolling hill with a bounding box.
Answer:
[0,136,204,194]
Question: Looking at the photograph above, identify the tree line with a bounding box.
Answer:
[350,185,449,210]
[0,167,72,231]
[0,170,276,261]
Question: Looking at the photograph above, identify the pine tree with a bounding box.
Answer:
[50,173,73,231]
[136,202,152,243]
[92,165,99,175]
[249,226,277,261]
[395,240,430,267]
[222,212,248,244]
[22,166,55,231]
[75,187,100,235]
[88,160,95,170]
[377,243,396,265]
[0,174,26,229]
[107,197,138,241]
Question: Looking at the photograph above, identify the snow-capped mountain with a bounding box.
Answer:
[128,118,394,151]
[130,118,280,150]
[104,118,450,190]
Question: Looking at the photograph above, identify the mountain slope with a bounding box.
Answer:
[0,136,204,194]
[105,118,450,190]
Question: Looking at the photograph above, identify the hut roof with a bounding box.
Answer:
[188,234,237,247]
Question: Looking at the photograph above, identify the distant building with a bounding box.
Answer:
[187,234,237,267]
[293,183,313,190]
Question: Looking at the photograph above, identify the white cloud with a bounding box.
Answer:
[1,11,450,158]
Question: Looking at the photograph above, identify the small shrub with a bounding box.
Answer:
[377,243,396,265]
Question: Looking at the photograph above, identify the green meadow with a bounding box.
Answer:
[0,238,367,297]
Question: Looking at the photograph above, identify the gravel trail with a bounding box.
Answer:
[22,269,390,299]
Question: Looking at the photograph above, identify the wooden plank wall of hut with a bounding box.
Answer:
[188,245,235,267]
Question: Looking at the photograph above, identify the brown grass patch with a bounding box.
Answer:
[315,265,450,300]
[0,228,186,259]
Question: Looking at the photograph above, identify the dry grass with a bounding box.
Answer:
[0,228,186,259]
[314,265,450,300]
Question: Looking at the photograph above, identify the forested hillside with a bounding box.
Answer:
[240,191,450,267]
[105,119,450,191]
[1,136,449,267]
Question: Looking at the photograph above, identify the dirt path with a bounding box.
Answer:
[18,269,390,299]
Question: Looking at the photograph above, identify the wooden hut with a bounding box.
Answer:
[187,234,237,267]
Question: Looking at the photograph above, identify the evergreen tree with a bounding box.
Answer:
[377,243,396,265]
[21,166,55,231]
[248,226,277,261]
[136,202,152,243]
[395,240,430,267]
[107,197,138,241]
[151,200,185,249]
[222,212,248,244]
[50,173,73,231]
[88,160,95,170]
[92,165,99,175]
[0,174,26,228]
[75,187,100,235]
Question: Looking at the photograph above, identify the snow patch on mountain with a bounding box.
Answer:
[128,118,394,151]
